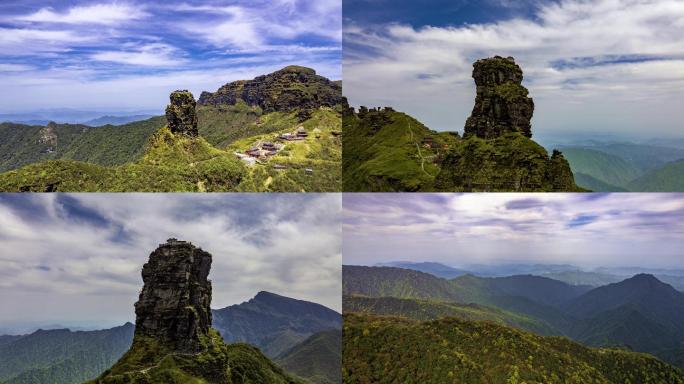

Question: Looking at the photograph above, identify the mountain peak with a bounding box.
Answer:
[165,90,198,136]
[134,238,212,353]
[197,66,344,117]
[464,55,533,139]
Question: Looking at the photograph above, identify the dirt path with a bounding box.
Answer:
[407,121,432,177]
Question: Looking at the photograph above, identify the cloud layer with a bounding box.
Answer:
[0,0,341,113]
[343,193,684,268]
[344,0,684,139]
[0,194,341,331]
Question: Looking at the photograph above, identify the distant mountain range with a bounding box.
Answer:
[0,323,134,384]
[378,261,684,291]
[343,265,684,370]
[0,111,156,126]
[0,292,341,384]
[559,142,684,191]
[212,291,342,358]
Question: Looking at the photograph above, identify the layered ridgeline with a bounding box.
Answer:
[343,56,580,192]
[0,324,134,384]
[343,265,684,380]
[0,66,343,192]
[559,144,684,192]
[212,291,342,384]
[0,291,341,384]
[88,239,301,384]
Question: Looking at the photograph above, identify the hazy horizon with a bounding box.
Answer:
[0,194,342,333]
[343,0,684,139]
[343,193,684,269]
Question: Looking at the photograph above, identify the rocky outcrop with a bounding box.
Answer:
[464,56,533,139]
[134,238,212,353]
[165,90,198,136]
[198,66,344,118]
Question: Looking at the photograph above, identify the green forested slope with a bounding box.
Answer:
[276,329,341,384]
[88,330,303,384]
[343,314,684,384]
[627,159,684,191]
[0,324,133,384]
[342,108,580,192]
[561,147,641,188]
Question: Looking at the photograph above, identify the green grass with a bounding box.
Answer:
[342,108,580,192]
[87,330,304,384]
[0,108,342,192]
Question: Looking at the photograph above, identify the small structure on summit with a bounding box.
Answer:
[464,56,534,139]
[134,238,212,353]
[165,90,198,136]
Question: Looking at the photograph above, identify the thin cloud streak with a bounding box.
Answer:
[343,193,684,269]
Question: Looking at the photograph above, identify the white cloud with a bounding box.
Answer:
[0,194,342,328]
[16,3,149,25]
[344,0,684,138]
[343,193,684,268]
[91,43,185,67]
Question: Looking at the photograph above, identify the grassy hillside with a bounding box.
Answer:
[627,159,684,191]
[0,126,246,192]
[343,108,580,192]
[197,103,297,149]
[343,313,684,384]
[561,147,641,188]
[0,324,133,384]
[342,109,452,191]
[0,108,341,192]
[88,329,303,384]
[276,329,341,384]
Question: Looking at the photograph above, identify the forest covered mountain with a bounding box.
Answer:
[0,66,343,192]
[0,324,133,384]
[343,313,684,383]
[559,142,684,191]
[0,290,340,384]
[343,265,684,376]
[213,291,341,358]
[342,56,581,192]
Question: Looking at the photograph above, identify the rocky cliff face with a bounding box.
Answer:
[90,240,302,384]
[134,238,212,353]
[198,66,344,118]
[464,56,533,139]
[165,90,198,136]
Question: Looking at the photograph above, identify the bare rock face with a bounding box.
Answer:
[464,56,534,139]
[134,238,212,353]
[197,66,344,117]
[37,122,58,147]
[165,90,198,136]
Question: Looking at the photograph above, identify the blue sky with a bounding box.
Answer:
[0,0,341,113]
[344,0,684,141]
[343,193,684,268]
[0,194,341,333]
